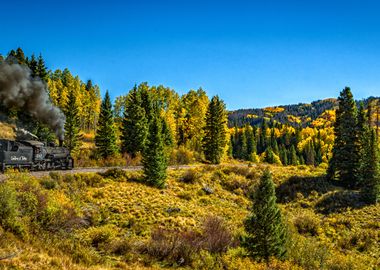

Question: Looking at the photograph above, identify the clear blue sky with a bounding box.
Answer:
[1,0,380,110]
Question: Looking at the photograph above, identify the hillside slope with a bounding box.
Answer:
[0,165,378,269]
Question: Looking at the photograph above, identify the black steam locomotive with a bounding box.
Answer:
[0,139,74,172]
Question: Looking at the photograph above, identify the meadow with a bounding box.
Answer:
[0,164,378,269]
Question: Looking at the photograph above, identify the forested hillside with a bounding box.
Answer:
[228,97,379,127]
[1,48,379,172]
[1,48,380,270]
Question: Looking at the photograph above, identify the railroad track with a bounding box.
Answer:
[0,164,201,181]
[0,163,253,182]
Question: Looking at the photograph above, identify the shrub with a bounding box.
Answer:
[49,172,62,182]
[338,229,378,252]
[100,168,128,181]
[79,173,105,187]
[288,234,330,270]
[222,166,251,177]
[40,191,82,232]
[202,216,233,253]
[177,191,193,201]
[144,228,201,265]
[169,146,195,165]
[108,238,133,255]
[79,225,118,249]
[40,177,58,190]
[293,212,320,236]
[180,169,200,184]
[0,184,24,236]
[221,173,249,195]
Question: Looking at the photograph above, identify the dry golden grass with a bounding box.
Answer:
[0,122,15,140]
[0,164,378,269]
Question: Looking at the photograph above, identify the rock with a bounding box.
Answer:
[202,186,214,195]
[166,207,181,214]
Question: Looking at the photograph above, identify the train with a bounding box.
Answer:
[0,139,73,172]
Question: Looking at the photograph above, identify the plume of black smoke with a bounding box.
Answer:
[0,61,65,140]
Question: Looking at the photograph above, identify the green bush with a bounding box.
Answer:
[79,225,118,250]
[100,168,128,181]
[40,177,58,190]
[0,183,25,237]
[288,234,329,270]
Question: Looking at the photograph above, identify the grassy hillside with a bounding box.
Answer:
[0,165,378,269]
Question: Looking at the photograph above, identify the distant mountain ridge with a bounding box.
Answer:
[228,97,379,127]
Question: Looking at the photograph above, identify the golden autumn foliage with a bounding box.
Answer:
[0,165,378,269]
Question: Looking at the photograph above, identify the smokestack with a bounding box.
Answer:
[0,60,65,140]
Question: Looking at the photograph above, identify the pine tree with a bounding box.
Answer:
[139,83,154,122]
[328,87,360,187]
[232,125,240,158]
[304,141,316,166]
[120,86,148,157]
[361,129,380,203]
[161,118,173,147]
[357,102,370,186]
[28,54,38,77]
[202,96,227,164]
[15,48,26,65]
[244,169,288,261]
[289,145,298,165]
[37,54,48,82]
[64,89,82,153]
[240,129,248,160]
[245,124,257,161]
[142,112,167,188]
[95,91,118,158]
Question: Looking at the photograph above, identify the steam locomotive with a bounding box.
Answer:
[0,139,74,172]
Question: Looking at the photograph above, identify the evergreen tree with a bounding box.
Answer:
[64,89,82,153]
[142,112,167,188]
[95,91,118,158]
[240,129,248,159]
[202,96,228,164]
[328,87,360,187]
[15,48,26,65]
[258,120,268,153]
[28,54,38,77]
[232,125,240,158]
[264,147,275,164]
[120,86,148,157]
[139,83,154,122]
[288,145,298,165]
[279,145,288,166]
[304,141,316,166]
[37,54,48,82]
[357,102,370,186]
[161,118,173,147]
[244,169,288,261]
[245,124,257,161]
[361,129,380,203]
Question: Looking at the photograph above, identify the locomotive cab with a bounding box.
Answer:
[0,139,34,172]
